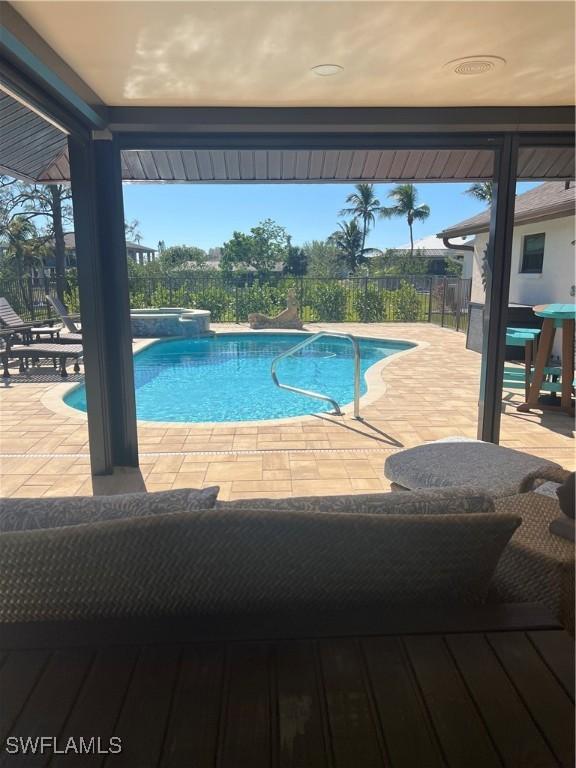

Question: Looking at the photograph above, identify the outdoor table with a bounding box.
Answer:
[518,304,575,415]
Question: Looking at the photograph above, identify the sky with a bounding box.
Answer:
[122,181,540,252]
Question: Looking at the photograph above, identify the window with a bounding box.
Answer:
[520,233,545,274]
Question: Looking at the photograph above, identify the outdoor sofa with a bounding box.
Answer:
[385,439,575,632]
[0,485,520,624]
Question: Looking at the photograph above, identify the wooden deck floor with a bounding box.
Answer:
[1,622,574,767]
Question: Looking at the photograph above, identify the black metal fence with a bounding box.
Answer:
[0,274,472,332]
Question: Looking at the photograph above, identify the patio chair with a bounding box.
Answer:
[0,297,62,342]
[1,334,83,378]
[45,294,83,339]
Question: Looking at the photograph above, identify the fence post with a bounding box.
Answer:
[168,277,173,306]
[428,278,433,323]
[235,284,239,324]
[455,280,461,332]
[26,276,36,321]
[43,275,50,319]
[441,277,447,327]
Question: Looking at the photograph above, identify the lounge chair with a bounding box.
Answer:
[45,294,83,341]
[1,334,83,378]
[0,297,62,342]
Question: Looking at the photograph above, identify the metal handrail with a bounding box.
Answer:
[271,332,361,418]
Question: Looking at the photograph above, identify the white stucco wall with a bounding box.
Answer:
[470,215,575,357]
[470,216,575,306]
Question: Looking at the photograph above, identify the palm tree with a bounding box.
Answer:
[0,216,43,282]
[330,220,365,272]
[464,182,493,203]
[380,184,430,254]
[339,183,382,254]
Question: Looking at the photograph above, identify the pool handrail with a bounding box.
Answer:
[270,331,361,419]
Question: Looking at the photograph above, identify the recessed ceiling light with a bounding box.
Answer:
[443,55,506,76]
[311,64,344,77]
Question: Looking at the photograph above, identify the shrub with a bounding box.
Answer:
[192,286,232,322]
[308,282,347,322]
[235,283,286,321]
[389,280,422,322]
[353,284,387,322]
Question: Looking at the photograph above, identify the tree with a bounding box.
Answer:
[0,177,73,299]
[283,237,308,276]
[463,185,492,291]
[158,245,207,271]
[369,249,430,276]
[125,219,142,242]
[339,183,381,254]
[303,239,343,278]
[380,184,430,254]
[329,220,365,272]
[220,231,255,273]
[464,182,493,203]
[220,219,289,273]
[0,216,45,282]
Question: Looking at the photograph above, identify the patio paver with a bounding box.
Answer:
[0,323,573,499]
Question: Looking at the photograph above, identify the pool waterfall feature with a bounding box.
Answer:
[65,332,414,423]
[130,308,211,338]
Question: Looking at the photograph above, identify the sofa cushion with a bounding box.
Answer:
[0,486,220,533]
[217,486,494,515]
[0,507,520,622]
[384,442,560,497]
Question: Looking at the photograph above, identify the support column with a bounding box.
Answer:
[68,131,138,474]
[478,134,519,442]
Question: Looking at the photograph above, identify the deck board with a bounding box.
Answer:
[318,639,385,767]
[403,635,502,768]
[1,625,573,767]
[160,644,224,768]
[362,636,445,768]
[104,645,181,768]
[487,632,575,768]
[527,630,575,702]
[51,646,139,768]
[446,633,557,768]
[276,640,328,768]
[0,649,50,744]
[0,648,93,768]
[218,642,272,768]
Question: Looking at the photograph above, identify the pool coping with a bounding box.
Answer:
[41,329,427,428]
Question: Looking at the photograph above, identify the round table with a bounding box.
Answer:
[518,303,575,415]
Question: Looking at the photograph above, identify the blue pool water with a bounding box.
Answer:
[65,333,413,422]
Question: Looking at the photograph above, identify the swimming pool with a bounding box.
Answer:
[65,333,413,423]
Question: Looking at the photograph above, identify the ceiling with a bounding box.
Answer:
[12,1,575,108]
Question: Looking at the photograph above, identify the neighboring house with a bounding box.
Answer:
[23,232,157,276]
[65,233,158,266]
[385,234,474,277]
[438,181,576,355]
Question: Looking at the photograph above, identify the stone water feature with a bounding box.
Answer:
[130,308,211,338]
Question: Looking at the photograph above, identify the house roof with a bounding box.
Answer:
[390,234,473,257]
[438,182,576,238]
[62,233,156,252]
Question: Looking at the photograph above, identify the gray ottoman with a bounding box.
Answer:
[384,439,561,498]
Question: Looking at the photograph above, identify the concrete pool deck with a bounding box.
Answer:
[1,323,573,500]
